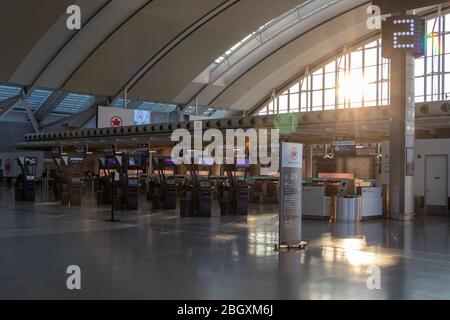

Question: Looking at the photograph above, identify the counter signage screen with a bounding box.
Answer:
[106,158,117,168]
[24,157,38,167]
[75,146,86,159]
[128,157,141,168]
[236,157,250,168]
[51,147,61,157]
[137,144,149,158]
[104,145,115,158]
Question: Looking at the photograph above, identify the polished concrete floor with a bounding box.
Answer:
[1,188,450,300]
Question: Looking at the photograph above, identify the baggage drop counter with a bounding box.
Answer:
[302,186,333,220]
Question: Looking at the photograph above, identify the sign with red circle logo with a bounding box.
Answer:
[290,147,298,161]
[4,159,12,175]
[110,116,123,127]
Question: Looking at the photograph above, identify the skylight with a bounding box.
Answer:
[0,85,22,104]
[138,101,177,113]
[22,89,53,111]
[53,93,95,115]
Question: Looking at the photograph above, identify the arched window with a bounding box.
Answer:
[257,11,450,115]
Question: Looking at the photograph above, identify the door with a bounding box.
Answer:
[425,155,448,215]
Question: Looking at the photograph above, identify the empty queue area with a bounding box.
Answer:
[4,140,388,221]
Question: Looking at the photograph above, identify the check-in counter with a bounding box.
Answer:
[357,187,383,219]
[302,186,333,219]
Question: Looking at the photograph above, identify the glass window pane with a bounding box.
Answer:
[324,61,335,73]
[364,48,377,66]
[415,58,425,77]
[445,34,450,54]
[290,82,300,93]
[445,14,450,32]
[365,41,378,49]
[300,92,308,111]
[351,50,363,69]
[444,54,450,73]
[324,73,335,89]
[312,74,323,90]
[365,66,377,83]
[364,83,377,106]
[278,95,288,112]
[382,63,389,81]
[301,78,310,91]
[415,77,425,97]
[324,89,335,108]
[289,93,299,112]
[312,91,323,109]
[444,74,450,99]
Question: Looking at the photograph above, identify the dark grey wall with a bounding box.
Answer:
[0,121,34,151]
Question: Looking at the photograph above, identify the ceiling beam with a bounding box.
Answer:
[23,100,40,133]
[41,96,109,131]
[34,91,67,122]
[0,94,22,118]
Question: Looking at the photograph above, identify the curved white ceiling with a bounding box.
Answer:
[63,0,226,96]
[1,0,381,116]
[0,0,75,83]
[9,0,110,86]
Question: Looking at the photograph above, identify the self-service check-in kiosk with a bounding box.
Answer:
[180,161,213,218]
[219,162,249,216]
[68,157,83,206]
[124,155,145,210]
[151,157,177,210]
[97,157,113,205]
[15,157,37,202]
[60,157,71,205]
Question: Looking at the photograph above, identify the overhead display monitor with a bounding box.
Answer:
[332,136,356,156]
[97,106,152,128]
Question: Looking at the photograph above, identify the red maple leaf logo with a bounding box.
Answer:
[290,147,298,160]
[4,159,12,174]
[110,116,123,127]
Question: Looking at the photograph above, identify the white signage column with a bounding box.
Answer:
[278,142,304,248]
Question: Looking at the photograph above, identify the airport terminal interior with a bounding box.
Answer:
[1,0,450,300]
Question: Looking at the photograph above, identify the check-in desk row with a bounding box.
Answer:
[302,185,383,221]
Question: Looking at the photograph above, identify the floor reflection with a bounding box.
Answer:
[0,192,449,299]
